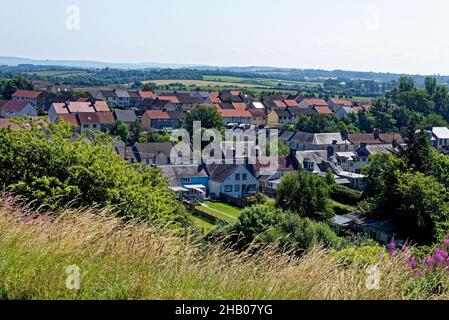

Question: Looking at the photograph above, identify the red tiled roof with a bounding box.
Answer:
[0,100,31,112]
[12,90,43,99]
[284,99,299,107]
[314,106,333,114]
[139,91,155,99]
[330,98,352,106]
[52,103,70,115]
[67,102,95,113]
[230,91,240,97]
[352,106,363,112]
[232,102,247,111]
[273,101,287,108]
[144,110,171,119]
[96,112,115,124]
[58,114,79,126]
[248,109,265,117]
[302,98,329,107]
[93,101,110,112]
[218,109,252,118]
[158,96,180,104]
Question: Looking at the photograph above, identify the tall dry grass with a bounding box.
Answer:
[0,199,442,300]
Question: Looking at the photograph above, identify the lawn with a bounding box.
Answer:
[190,215,216,233]
[203,201,242,218]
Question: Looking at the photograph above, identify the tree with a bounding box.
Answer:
[141,83,153,92]
[110,120,129,143]
[398,123,433,173]
[183,104,224,137]
[395,172,449,242]
[230,205,341,253]
[398,76,415,93]
[0,121,187,227]
[425,76,437,96]
[276,170,333,221]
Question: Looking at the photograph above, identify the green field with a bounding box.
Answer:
[203,75,323,89]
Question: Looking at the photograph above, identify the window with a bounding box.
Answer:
[83,124,89,128]
[235,185,240,192]
[224,185,233,192]
[181,178,190,184]
[248,184,256,192]
[93,124,97,129]
[235,174,241,181]
[242,174,248,180]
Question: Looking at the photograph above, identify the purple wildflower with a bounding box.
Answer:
[389,238,396,257]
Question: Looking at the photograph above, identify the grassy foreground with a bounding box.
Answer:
[0,202,445,300]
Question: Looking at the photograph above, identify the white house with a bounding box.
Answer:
[428,127,449,148]
[207,164,259,199]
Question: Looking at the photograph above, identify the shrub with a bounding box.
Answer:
[0,121,187,227]
[329,184,362,206]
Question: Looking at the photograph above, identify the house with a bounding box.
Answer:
[93,100,110,112]
[77,112,115,134]
[133,142,175,165]
[141,110,182,131]
[12,90,47,108]
[287,131,352,152]
[56,114,79,128]
[175,94,203,111]
[251,155,299,197]
[313,106,334,115]
[248,108,265,126]
[335,106,357,119]
[267,109,293,126]
[96,90,117,106]
[113,109,137,127]
[138,91,156,100]
[207,164,259,199]
[114,145,138,163]
[114,90,131,108]
[0,100,38,118]
[217,109,252,125]
[299,98,329,109]
[346,133,383,146]
[288,107,316,122]
[327,98,353,111]
[427,127,449,148]
[279,130,296,146]
[127,91,143,107]
[160,165,209,200]
[48,101,96,123]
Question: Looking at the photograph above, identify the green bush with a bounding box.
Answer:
[330,184,362,206]
[0,120,187,227]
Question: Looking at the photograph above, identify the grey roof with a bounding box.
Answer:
[279,130,295,142]
[160,165,208,188]
[365,144,394,155]
[101,90,117,98]
[206,164,242,183]
[115,89,130,98]
[115,146,137,162]
[330,215,354,226]
[273,109,292,117]
[127,90,141,98]
[288,107,315,116]
[134,142,174,160]
[291,131,315,144]
[114,109,137,123]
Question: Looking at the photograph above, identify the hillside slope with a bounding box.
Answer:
[0,199,441,300]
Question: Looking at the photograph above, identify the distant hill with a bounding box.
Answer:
[2,56,449,86]
[0,56,203,70]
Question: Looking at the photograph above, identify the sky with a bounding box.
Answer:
[1,0,449,75]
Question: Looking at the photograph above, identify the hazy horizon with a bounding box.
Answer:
[2,0,449,75]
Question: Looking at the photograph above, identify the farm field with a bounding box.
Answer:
[145,79,269,88]
[203,75,323,88]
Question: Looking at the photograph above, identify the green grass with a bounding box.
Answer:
[190,215,216,233]
[203,201,242,218]
[195,205,237,224]
[0,203,439,300]
[329,200,356,215]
